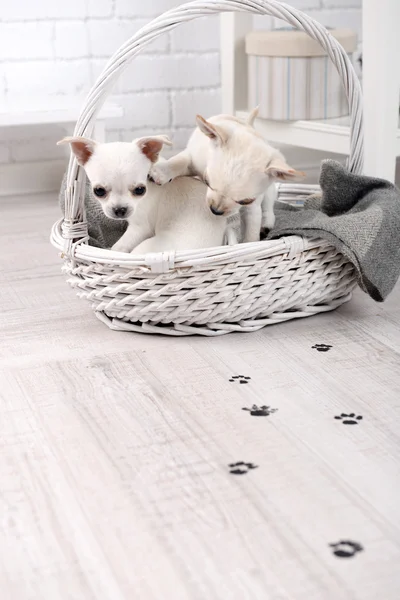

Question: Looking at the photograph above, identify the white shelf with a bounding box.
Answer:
[0,102,123,127]
[221,5,400,182]
[237,111,400,156]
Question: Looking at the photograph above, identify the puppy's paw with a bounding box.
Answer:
[149,162,173,186]
[242,232,261,243]
[111,240,133,253]
[260,212,275,240]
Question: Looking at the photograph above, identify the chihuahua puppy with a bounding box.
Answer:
[150,108,304,242]
[58,135,227,254]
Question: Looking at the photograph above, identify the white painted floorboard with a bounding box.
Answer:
[1,193,400,600]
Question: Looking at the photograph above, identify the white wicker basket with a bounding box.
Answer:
[52,0,363,337]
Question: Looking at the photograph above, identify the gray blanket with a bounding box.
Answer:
[267,160,400,302]
[59,174,127,249]
[59,160,400,301]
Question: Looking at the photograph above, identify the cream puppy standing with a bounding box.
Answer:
[58,136,227,254]
[150,109,304,242]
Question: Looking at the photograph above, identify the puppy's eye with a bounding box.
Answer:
[93,186,107,198]
[237,198,256,206]
[132,185,146,196]
[203,175,215,191]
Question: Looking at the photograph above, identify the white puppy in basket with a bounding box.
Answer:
[149,108,304,242]
[58,135,228,254]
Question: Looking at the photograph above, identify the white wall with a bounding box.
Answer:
[0,0,362,183]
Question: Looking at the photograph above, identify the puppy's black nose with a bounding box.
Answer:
[113,206,127,218]
[210,205,225,216]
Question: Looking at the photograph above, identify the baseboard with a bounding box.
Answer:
[0,159,67,196]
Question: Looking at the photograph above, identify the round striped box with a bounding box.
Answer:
[246,28,357,121]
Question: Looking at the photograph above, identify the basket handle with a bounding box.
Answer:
[62,0,363,244]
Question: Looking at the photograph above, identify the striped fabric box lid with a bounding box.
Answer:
[246,28,357,58]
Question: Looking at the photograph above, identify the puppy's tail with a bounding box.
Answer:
[247,106,259,127]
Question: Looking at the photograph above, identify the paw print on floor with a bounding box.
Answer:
[334,413,363,425]
[228,462,258,475]
[329,540,364,558]
[312,344,332,352]
[242,405,278,417]
[229,375,251,384]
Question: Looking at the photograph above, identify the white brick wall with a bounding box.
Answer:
[115,0,180,18]
[0,0,362,170]
[170,17,220,52]
[172,89,221,127]
[0,22,54,60]
[4,60,92,99]
[117,54,220,93]
[54,22,90,59]
[87,19,169,57]
[2,0,87,20]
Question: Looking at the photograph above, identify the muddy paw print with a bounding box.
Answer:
[228,462,258,475]
[329,540,364,558]
[242,405,278,417]
[229,375,251,384]
[334,413,363,425]
[312,344,332,352]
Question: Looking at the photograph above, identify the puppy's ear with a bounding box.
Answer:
[196,115,228,145]
[266,156,305,181]
[136,135,172,163]
[57,136,97,166]
[247,106,259,127]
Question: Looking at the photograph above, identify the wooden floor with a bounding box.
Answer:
[1,192,400,600]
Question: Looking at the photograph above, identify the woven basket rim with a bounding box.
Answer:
[51,218,338,271]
